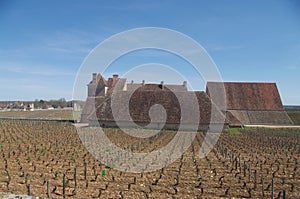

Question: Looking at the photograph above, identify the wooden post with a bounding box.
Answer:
[243,162,246,177]
[47,181,50,198]
[261,174,264,197]
[74,167,77,187]
[84,162,87,180]
[27,184,31,196]
[248,188,252,198]
[271,178,274,199]
[63,174,66,198]
[248,165,251,182]
[254,170,257,190]
[93,160,96,176]
[200,185,204,194]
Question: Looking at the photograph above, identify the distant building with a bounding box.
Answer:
[24,103,34,111]
[73,101,83,111]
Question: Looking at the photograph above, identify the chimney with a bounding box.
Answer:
[142,80,145,85]
[104,86,108,96]
[113,74,119,78]
[183,81,187,88]
[161,81,164,89]
[92,73,97,82]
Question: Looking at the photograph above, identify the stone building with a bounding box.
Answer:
[81,73,293,129]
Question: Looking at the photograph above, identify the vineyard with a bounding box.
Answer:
[286,110,300,125]
[0,119,299,198]
[0,110,80,122]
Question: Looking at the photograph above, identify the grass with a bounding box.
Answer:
[286,110,300,125]
[229,128,242,135]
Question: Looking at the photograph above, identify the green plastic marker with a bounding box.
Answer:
[102,170,106,176]
[285,148,288,154]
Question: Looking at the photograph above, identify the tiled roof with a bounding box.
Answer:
[95,90,226,126]
[207,82,284,111]
[228,110,293,125]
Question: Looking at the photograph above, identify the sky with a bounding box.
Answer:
[0,0,300,105]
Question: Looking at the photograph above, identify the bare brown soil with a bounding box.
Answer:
[0,119,299,198]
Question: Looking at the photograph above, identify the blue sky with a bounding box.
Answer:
[0,0,300,104]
